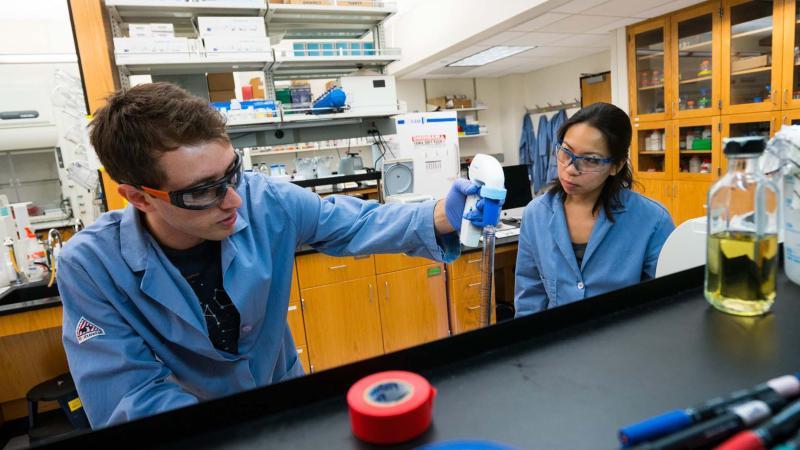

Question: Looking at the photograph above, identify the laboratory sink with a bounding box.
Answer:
[0,283,60,307]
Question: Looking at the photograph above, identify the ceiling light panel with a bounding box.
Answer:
[447,46,534,67]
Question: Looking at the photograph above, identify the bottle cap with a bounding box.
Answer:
[723,137,766,155]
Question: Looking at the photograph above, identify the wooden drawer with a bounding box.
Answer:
[296,345,310,374]
[448,252,484,280]
[449,274,495,335]
[374,253,432,274]
[296,253,375,289]
[289,263,300,303]
[287,301,306,347]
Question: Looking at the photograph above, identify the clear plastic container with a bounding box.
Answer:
[705,137,780,316]
[764,126,800,285]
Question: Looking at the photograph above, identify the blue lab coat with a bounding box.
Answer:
[514,188,674,317]
[534,115,550,194]
[57,172,460,428]
[519,114,536,191]
[545,109,568,185]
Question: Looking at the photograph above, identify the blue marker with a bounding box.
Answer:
[618,373,800,448]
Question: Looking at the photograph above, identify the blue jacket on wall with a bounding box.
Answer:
[519,114,536,191]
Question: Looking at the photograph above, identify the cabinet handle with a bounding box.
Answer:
[368,283,373,303]
[384,281,389,301]
[468,282,482,288]
[467,305,481,311]
[772,88,777,107]
[328,264,347,270]
[467,257,482,264]
[672,100,676,114]
[786,88,790,105]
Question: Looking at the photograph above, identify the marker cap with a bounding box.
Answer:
[618,409,693,448]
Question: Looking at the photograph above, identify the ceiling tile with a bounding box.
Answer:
[590,16,642,33]
[539,14,628,33]
[549,33,611,48]
[515,46,576,58]
[636,0,706,19]
[481,31,528,46]
[510,12,570,32]
[581,0,671,18]
[504,32,572,46]
[552,0,611,14]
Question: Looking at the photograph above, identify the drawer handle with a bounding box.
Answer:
[385,281,389,301]
[368,283,374,303]
[288,305,297,312]
[329,264,347,270]
[467,258,482,264]
[468,282,482,288]
[354,255,370,260]
[467,305,481,311]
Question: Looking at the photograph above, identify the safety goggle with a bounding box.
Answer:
[555,144,614,173]
[140,153,242,210]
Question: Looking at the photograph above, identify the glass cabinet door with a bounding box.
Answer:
[782,0,800,109]
[632,122,671,178]
[674,117,720,181]
[723,0,782,113]
[629,20,671,121]
[720,112,779,172]
[672,3,720,118]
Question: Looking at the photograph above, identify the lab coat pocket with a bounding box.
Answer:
[543,277,557,306]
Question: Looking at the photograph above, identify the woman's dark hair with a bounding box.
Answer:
[548,102,633,222]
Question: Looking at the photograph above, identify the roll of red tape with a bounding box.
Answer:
[347,371,436,445]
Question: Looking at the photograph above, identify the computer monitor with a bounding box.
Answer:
[502,165,533,212]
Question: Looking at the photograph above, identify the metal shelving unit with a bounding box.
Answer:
[265,1,396,43]
[104,0,400,147]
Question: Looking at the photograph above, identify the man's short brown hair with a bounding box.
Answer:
[90,82,229,188]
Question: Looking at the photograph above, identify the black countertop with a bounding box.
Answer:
[37,266,800,450]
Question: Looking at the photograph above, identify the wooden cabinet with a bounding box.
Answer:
[287,302,306,347]
[782,107,800,123]
[629,18,673,121]
[671,2,722,119]
[295,253,374,289]
[301,277,383,372]
[672,180,713,224]
[376,264,448,352]
[636,178,674,212]
[722,0,783,114]
[296,345,310,373]
[632,121,672,178]
[720,111,780,172]
[782,0,800,109]
[447,254,496,335]
[374,253,432,274]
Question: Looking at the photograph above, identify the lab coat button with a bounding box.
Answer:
[242,325,252,333]
[577,282,585,290]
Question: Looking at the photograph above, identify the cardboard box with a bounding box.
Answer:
[209,90,236,102]
[113,37,188,54]
[426,96,448,110]
[286,0,333,4]
[197,17,266,37]
[207,73,235,91]
[203,36,270,53]
[732,54,770,72]
[249,77,265,99]
[453,97,472,109]
[336,0,374,6]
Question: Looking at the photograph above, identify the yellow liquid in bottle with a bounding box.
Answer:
[705,231,778,316]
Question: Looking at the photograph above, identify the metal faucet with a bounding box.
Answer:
[3,238,25,286]
[74,219,84,233]
[48,229,62,252]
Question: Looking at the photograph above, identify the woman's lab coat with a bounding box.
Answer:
[514,188,674,317]
[58,172,459,428]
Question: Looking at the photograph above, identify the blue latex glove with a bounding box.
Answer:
[444,178,480,232]
[463,198,503,228]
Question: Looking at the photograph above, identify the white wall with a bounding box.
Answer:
[395,50,613,165]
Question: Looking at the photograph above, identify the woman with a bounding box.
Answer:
[514,102,674,317]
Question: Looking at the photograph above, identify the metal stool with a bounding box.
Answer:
[26,373,89,445]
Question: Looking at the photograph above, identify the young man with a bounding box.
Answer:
[58,82,479,428]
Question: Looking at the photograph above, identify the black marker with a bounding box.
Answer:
[630,391,786,450]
